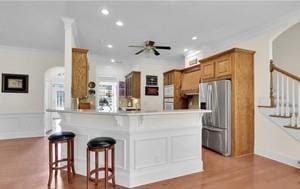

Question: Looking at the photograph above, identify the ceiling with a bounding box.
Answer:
[0,1,300,64]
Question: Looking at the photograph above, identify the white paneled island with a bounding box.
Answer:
[47,109,210,188]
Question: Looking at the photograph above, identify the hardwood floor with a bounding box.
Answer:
[0,137,299,189]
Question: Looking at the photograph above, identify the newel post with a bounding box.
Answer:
[270,60,275,107]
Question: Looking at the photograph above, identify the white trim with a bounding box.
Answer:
[255,146,300,169]
[0,112,45,140]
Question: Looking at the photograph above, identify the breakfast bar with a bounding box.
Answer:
[47,109,210,188]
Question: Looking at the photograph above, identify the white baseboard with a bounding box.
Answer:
[0,112,45,140]
[255,146,300,168]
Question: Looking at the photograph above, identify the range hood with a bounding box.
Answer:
[181,66,201,95]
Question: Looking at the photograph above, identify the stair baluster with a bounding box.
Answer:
[291,80,296,126]
[276,72,280,116]
[286,76,290,117]
[281,74,285,116]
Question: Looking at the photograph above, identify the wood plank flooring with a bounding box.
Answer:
[0,137,299,189]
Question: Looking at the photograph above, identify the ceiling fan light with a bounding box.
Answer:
[116,20,124,27]
[100,8,109,16]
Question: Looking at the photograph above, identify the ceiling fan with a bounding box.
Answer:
[128,40,171,56]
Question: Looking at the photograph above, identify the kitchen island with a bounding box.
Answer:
[47,109,210,188]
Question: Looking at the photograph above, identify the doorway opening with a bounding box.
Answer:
[44,66,65,134]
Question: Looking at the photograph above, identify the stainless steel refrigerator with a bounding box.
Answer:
[199,80,231,156]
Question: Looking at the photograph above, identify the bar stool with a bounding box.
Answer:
[48,131,76,186]
[86,137,116,189]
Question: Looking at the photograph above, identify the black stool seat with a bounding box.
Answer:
[87,137,116,149]
[48,131,75,141]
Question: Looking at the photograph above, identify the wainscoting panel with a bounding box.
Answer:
[0,113,44,140]
[134,137,168,169]
[171,134,200,162]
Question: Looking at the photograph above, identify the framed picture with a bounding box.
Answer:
[145,86,159,96]
[189,59,198,66]
[1,73,29,93]
[146,75,158,86]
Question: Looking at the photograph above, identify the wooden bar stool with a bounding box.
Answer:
[48,131,76,186]
[86,137,116,189]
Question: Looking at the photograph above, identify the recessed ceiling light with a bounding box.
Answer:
[192,36,198,40]
[115,20,124,27]
[111,59,116,63]
[107,44,113,48]
[100,8,109,16]
[184,48,189,52]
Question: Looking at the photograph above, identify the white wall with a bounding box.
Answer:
[188,16,300,167]
[132,57,183,111]
[273,23,300,75]
[93,55,184,111]
[0,47,64,113]
[91,55,131,82]
[0,47,63,139]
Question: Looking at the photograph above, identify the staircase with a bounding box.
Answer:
[259,60,300,141]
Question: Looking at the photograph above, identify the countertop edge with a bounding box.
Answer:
[46,109,211,116]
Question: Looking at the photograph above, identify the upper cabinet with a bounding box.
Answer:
[125,71,141,98]
[200,61,214,80]
[215,55,232,78]
[72,48,88,98]
[181,65,201,95]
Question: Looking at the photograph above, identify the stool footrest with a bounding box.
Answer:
[51,158,74,170]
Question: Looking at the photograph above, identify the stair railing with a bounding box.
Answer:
[270,60,300,128]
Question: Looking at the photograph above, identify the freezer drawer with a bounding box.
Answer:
[202,126,231,156]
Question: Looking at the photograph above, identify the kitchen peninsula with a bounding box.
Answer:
[47,109,210,188]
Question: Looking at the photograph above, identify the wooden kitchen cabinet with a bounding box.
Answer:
[125,71,141,98]
[163,70,188,109]
[201,61,214,80]
[72,48,88,98]
[164,70,176,85]
[215,55,232,78]
[199,48,255,157]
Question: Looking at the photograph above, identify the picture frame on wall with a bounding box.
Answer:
[1,73,29,93]
[145,86,159,96]
[146,75,158,86]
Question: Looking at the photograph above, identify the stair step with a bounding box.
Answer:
[269,115,292,118]
[284,125,300,130]
[257,105,275,108]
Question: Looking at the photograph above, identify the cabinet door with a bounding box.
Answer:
[215,55,232,77]
[164,73,169,85]
[201,61,215,80]
[169,73,175,85]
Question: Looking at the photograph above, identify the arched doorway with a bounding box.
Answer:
[44,66,65,133]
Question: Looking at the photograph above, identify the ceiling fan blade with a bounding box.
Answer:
[154,46,171,50]
[135,49,145,55]
[153,48,160,56]
[129,45,144,48]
